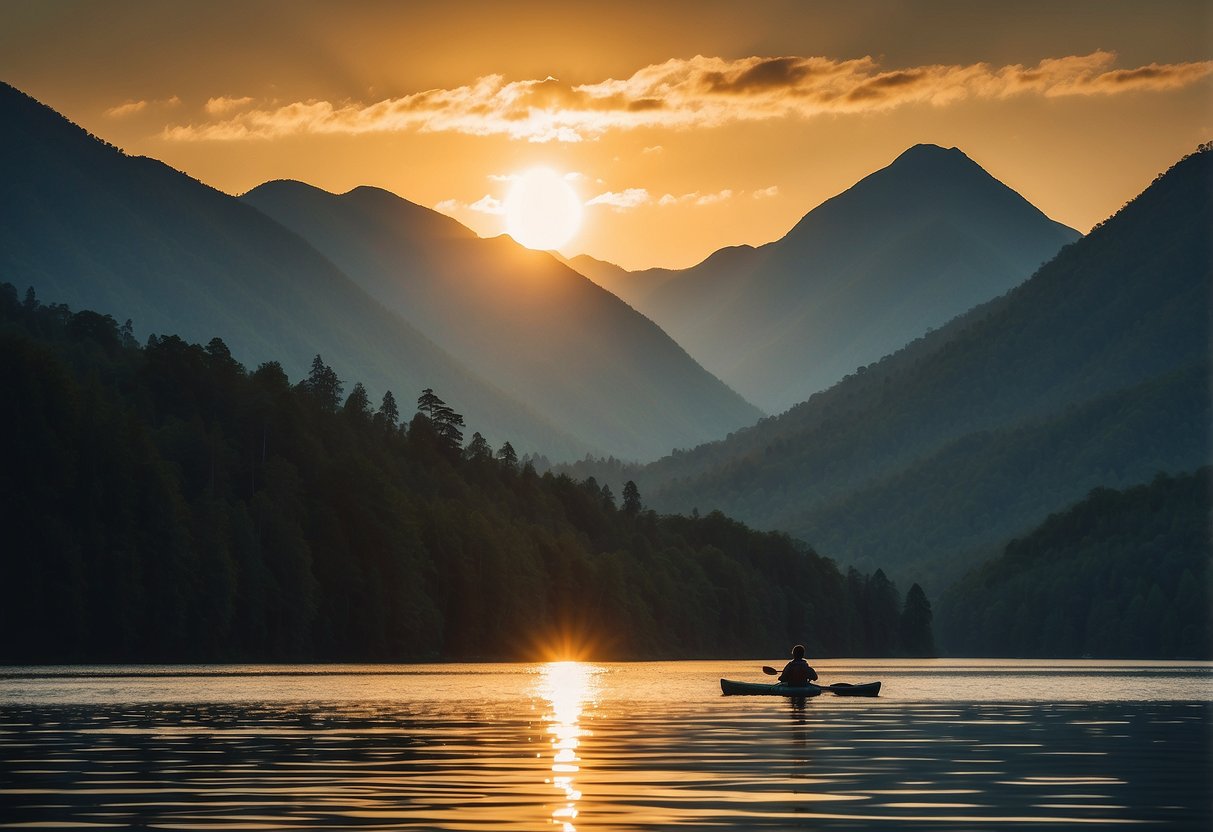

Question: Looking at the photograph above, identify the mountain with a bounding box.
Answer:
[936,469,1211,659]
[241,181,762,461]
[617,144,1080,412]
[0,81,592,458]
[553,252,677,309]
[637,145,1213,590]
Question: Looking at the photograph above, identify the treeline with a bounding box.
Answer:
[937,469,1212,658]
[0,285,934,662]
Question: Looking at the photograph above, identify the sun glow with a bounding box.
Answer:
[504,167,583,251]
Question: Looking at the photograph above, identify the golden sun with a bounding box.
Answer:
[504,167,583,251]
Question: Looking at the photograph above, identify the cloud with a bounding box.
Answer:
[468,195,506,215]
[162,51,1213,142]
[205,96,254,115]
[105,96,180,118]
[434,194,506,215]
[586,188,651,211]
[752,185,780,199]
[642,145,664,154]
[695,189,734,205]
[105,100,147,118]
[658,189,736,207]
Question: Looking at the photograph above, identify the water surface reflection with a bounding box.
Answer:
[538,662,599,830]
[0,661,1207,829]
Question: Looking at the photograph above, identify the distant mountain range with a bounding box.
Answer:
[241,181,760,461]
[636,145,1212,591]
[568,145,1080,412]
[0,82,758,460]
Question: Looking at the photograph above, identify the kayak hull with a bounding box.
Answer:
[720,679,821,697]
[720,679,881,697]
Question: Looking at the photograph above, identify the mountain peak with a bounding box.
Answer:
[241,179,331,199]
[887,143,983,176]
[342,184,413,206]
[896,143,965,160]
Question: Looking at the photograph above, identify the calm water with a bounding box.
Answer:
[0,660,1209,830]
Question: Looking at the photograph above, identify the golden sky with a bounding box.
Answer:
[3,1,1211,269]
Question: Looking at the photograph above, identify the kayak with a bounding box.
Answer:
[721,679,821,697]
[720,678,882,697]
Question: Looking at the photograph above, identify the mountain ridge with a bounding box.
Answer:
[0,81,587,458]
[637,144,1212,589]
[575,143,1080,411]
[242,178,763,461]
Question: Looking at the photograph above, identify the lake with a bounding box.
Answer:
[0,660,1209,829]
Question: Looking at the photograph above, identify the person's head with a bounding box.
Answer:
[792,644,805,659]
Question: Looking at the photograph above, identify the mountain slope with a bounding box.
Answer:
[553,252,678,309]
[242,181,762,460]
[936,469,1212,659]
[798,362,1210,588]
[640,145,1213,588]
[0,81,584,457]
[631,145,1079,411]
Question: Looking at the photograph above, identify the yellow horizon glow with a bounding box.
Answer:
[3,2,1209,270]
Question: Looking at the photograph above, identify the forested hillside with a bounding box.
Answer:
[0,285,931,662]
[937,470,1212,658]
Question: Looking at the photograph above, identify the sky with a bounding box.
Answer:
[2,1,1211,270]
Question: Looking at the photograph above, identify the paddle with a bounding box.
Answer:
[761,665,864,695]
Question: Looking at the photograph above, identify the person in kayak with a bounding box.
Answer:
[779,644,818,687]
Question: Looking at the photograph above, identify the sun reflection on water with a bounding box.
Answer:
[539,661,598,832]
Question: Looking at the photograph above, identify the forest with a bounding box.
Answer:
[0,284,934,663]
[937,469,1212,658]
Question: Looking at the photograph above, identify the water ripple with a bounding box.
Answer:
[0,661,1209,829]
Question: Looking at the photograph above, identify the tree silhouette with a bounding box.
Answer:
[497,441,518,469]
[623,480,642,515]
[302,354,342,410]
[900,583,936,657]
[465,431,492,461]
[343,382,371,419]
[432,404,465,450]
[417,387,443,419]
[378,390,399,427]
[415,388,463,449]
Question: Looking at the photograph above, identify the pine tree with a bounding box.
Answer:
[622,480,642,515]
[432,404,465,450]
[497,441,518,469]
[378,391,400,427]
[343,382,371,419]
[867,569,902,656]
[120,319,137,349]
[302,354,343,410]
[465,431,492,461]
[900,583,936,657]
[417,388,443,419]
